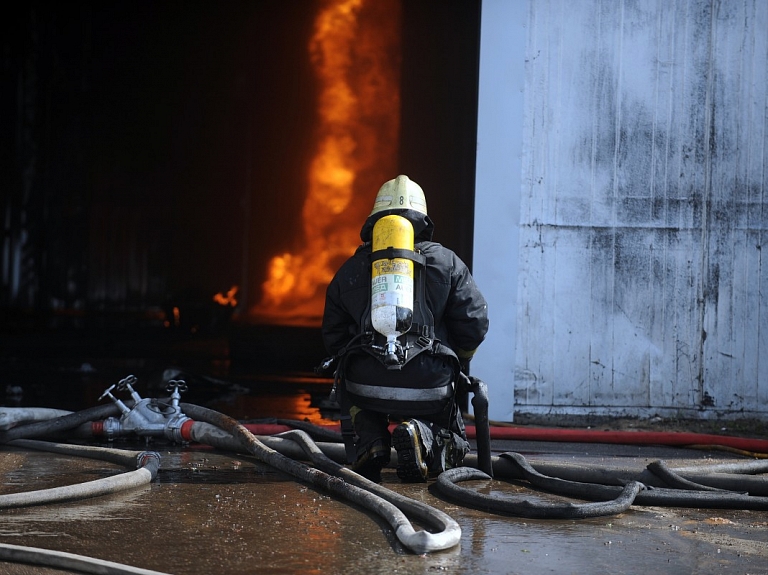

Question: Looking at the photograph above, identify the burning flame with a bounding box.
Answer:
[253,0,401,324]
[213,285,239,307]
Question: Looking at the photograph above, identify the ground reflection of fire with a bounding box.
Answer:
[253,0,401,325]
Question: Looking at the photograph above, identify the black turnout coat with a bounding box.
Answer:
[321,209,489,415]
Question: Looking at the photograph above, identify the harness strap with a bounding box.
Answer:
[339,414,356,464]
[345,379,453,402]
[335,355,358,464]
[370,248,426,266]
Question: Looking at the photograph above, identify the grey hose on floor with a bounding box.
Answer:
[437,456,644,519]
[181,405,460,554]
[214,432,768,507]
[646,459,729,492]
[488,454,768,496]
[0,403,123,443]
[275,429,461,553]
[438,451,768,516]
[0,439,160,509]
[0,542,172,575]
[0,408,73,430]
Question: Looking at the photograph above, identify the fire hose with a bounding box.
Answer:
[179,402,461,553]
[0,397,461,555]
[0,438,166,575]
[0,439,159,509]
[0,543,172,575]
[2,376,768,556]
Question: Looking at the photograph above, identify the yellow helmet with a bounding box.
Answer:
[369,175,428,217]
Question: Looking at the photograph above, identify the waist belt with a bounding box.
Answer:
[345,380,452,402]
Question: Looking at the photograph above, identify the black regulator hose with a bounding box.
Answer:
[180,403,460,554]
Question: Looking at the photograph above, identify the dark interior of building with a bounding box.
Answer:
[1,0,481,418]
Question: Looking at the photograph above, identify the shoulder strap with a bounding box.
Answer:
[370,247,426,266]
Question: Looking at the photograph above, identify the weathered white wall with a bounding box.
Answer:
[511,0,768,419]
[472,0,768,421]
[473,0,527,421]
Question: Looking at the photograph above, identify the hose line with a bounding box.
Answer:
[437,451,768,517]
[0,403,123,443]
[180,404,461,554]
[275,429,461,553]
[646,459,729,492]
[0,542,172,575]
[0,407,72,431]
[437,456,645,519]
[0,439,160,509]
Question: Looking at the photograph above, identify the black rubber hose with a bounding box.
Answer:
[487,455,768,496]
[181,403,460,553]
[0,542,172,575]
[9,439,151,468]
[201,428,768,499]
[275,419,343,442]
[436,465,643,519]
[0,403,122,443]
[498,452,645,502]
[457,452,768,513]
[646,459,730,492]
[630,486,768,509]
[275,429,461,552]
[464,374,493,478]
[671,460,768,475]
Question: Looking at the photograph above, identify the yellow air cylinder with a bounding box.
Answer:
[371,215,414,362]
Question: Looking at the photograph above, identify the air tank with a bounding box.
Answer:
[371,214,414,364]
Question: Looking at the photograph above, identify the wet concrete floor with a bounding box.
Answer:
[2,439,767,575]
[1,331,767,574]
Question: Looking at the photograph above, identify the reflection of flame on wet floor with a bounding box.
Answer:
[208,391,335,426]
[254,0,401,323]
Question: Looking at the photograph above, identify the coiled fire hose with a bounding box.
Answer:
[179,403,461,553]
[436,451,768,517]
[187,421,461,552]
[437,456,645,519]
[0,438,166,574]
[0,439,159,509]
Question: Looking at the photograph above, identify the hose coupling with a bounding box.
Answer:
[136,450,161,469]
[164,415,193,443]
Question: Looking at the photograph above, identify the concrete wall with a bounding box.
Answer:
[475,0,768,420]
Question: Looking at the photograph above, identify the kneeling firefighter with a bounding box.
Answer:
[321,175,489,482]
